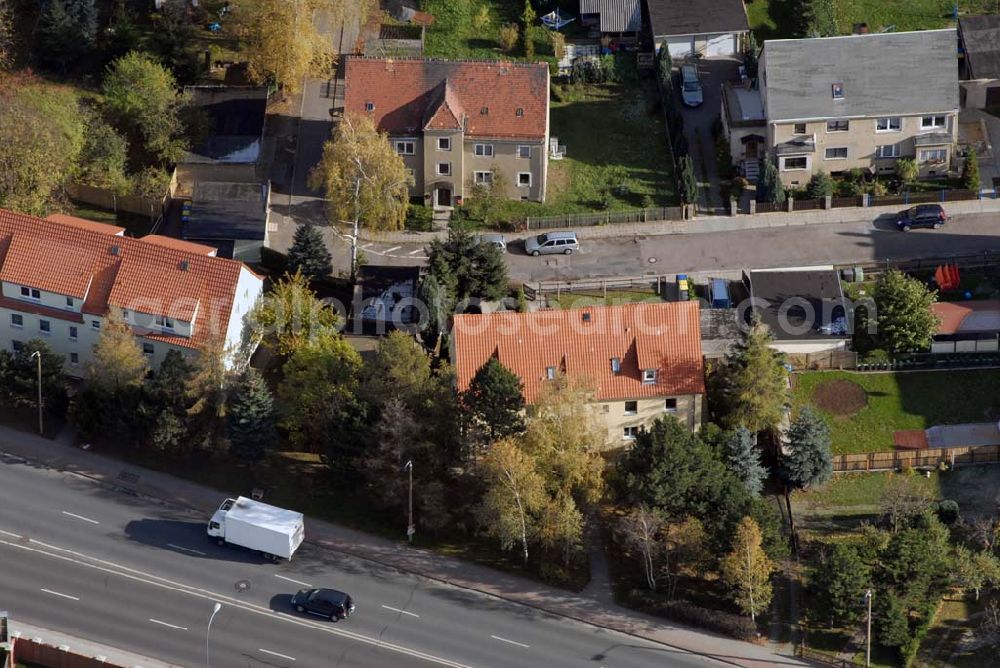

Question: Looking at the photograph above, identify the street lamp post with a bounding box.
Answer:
[30,350,42,435]
[864,589,873,668]
[206,602,222,668]
[403,460,414,543]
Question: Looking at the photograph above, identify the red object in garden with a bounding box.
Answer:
[934,264,961,291]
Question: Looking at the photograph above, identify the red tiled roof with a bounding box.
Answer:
[142,235,218,256]
[0,209,249,350]
[0,235,97,299]
[344,57,549,140]
[932,300,1000,335]
[452,302,705,403]
[45,213,125,236]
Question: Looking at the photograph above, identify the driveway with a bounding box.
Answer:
[677,57,740,215]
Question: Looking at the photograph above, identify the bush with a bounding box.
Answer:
[896,158,918,184]
[624,589,757,641]
[499,23,519,53]
[933,499,960,525]
[806,171,834,198]
[405,204,434,231]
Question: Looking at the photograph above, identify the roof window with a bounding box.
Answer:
[611,358,621,374]
[546,366,556,380]
[516,107,524,117]
[480,107,489,115]
[365,102,375,111]
[582,312,591,323]
[831,83,844,99]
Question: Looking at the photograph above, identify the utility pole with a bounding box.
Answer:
[30,350,42,435]
[403,460,414,543]
[864,589,873,668]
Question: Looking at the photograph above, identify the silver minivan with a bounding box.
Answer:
[525,231,579,256]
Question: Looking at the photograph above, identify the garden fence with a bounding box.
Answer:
[786,350,857,370]
[66,182,166,221]
[525,206,684,230]
[524,275,673,301]
[833,444,1000,472]
[795,645,853,667]
[10,636,129,668]
[837,251,1000,281]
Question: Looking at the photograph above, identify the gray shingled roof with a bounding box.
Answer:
[646,0,748,38]
[579,0,641,33]
[959,15,1000,79]
[761,29,958,122]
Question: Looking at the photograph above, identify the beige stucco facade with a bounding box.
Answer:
[596,393,704,446]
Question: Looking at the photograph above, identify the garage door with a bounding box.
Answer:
[705,33,735,57]
[666,36,695,59]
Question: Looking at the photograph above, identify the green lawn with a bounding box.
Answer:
[420,0,556,64]
[796,470,939,514]
[792,370,1000,454]
[549,290,663,310]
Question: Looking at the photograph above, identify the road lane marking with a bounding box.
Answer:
[166,543,206,556]
[408,249,422,255]
[148,618,188,631]
[0,535,474,668]
[259,648,296,661]
[490,635,530,649]
[381,604,419,618]
[275,574,312,587]
[40,588,79,601]
[384,246,401,253]
[0,529,20,538]
[61,511,99,525]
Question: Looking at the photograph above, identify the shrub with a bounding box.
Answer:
[472,5,491,31]
[499,23,519,53]
[806,171,834,198]
[624,590,757,641]
[896,158,918,184]
[933,499,960,525]
[405,204,434,231]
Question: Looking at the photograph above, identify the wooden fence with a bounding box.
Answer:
[524,275,672,301]
[66,183,166,220]
[833,444,1000,472]
[786,350,857,370]
[525,206,685,230]
[10,636,128,668]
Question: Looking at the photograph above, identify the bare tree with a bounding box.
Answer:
[878,474,933,533]
[618,506,666,592]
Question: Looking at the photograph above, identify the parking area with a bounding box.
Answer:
[677,57,741,214]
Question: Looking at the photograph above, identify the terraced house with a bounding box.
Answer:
[343,56,550,207]
[723,29,959,187]
[451,302,705,446]
[0,209,264,375]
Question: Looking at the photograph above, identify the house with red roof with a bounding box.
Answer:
[0,209,264,375]
[344,57,550,207]
[931,300,1000,354]
[451,302,705,445]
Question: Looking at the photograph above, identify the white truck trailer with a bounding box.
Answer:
[207,497,305,560]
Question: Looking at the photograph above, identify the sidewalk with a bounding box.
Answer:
[0,424,809,668]
[7,619,180,668]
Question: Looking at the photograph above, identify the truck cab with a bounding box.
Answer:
[207,498,235,540]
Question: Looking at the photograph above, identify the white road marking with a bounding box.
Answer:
[381,604,419,618]
[258,648,296,661]
[148,618,188,631]
[491,635,530,649]
[0,529,20,538]
[0,535,474,668]
[384,246,401,253]
[61,511,99,525]
[407,249,423,255]
[166,543,207,556]
[275,574,313,588]
[40,588,79,601]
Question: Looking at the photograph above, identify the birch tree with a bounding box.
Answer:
[721,516,774,622]
[476,439,546,564]
[618,506,666,592]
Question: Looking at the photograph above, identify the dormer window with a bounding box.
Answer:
[546,366,556,380]
[480,107,489,115]
[365,102,375,111]
[156,315,175,331]
[20,286,40,300]
[642,369,657,384]
[65,297,74,308]
[831,83,844,99]
[610,357,621,374]
[515,107,524,117]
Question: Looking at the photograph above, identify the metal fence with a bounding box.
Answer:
[525,206,685,230]
[838,251,1000,280]
[833,444,1000,472]
[856,352,1000,372]
[792,197,822,211]
[525,275,672,301]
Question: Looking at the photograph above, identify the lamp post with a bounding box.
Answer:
[864,589,873,668]
[30,350,42,435]
[403,460,414,543]
[206,602,222,668]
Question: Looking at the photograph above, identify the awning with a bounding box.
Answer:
[740,134,765,144]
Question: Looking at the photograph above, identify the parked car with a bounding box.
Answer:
[895,204,947,231]
[477,233,507,251]
[524,231,579,256]
[680,64,703,107]
[291,588,355,621]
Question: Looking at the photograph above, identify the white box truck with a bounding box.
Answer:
[207,497,305,561]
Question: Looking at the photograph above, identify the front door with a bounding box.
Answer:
[745,140,759,159]
[436,187,452,207]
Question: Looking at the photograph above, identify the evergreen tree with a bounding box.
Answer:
[873,269,938,354]
[963,148,981,192]
[227,368,277,463]
[723,426,767,498]
[757,155,785,205]
[782,407,833,490]
[287,223,332,281]
[34,0,98,72]
[415,274,446,348]
[426,229,508,308]
[521,0,536,58]
[463,358,525,442]
[148,349,193,412]
[3,339,68,416]
[713,319,789,434]
[680,155,698,204]
[806,170,834,198]
[812,542,871,625]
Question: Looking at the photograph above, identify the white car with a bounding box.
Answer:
[680,64,703,107]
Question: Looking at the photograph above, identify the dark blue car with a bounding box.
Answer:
[895,204,947,231]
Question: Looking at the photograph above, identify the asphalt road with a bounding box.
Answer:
[0,455,726,668]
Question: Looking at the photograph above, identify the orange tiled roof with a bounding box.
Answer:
[45,213,125,236]
[345,57,549,140]
[0,209,248,350]
[932,300,1000,335]
[142,235,218,256]
[452,302,705,403]
[0,235,97,299]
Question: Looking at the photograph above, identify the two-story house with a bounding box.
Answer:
[723,29,959,187]
[0,209,264,375]
[343,57,550,207]
[451,302,705,446]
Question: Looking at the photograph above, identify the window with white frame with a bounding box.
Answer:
[394,140,415,155]
[155,315,174,330]
[436,162,451,176]
[825,147,848,160]
[875,144,901,159]
[10,314,22,328]
[623,426,639,441]
[473,171,493,185]
[782,156,808,170]
[920,149,947,163]
[69,326,77,341]
[793,123,807,134]
[875,117,902,132]
[624,401,638,415]
[545,366,556,380]
[20,286,40,300]
[39,319,50,334]
[921,115,946,129]
[517,145,531,159]
[517,172,531,187]
[474,144,493,157]
[664,398,677,412]
[642,369,657,384]
[610,357,621,374]
[437,137,451,151]
[826,119,849,132]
